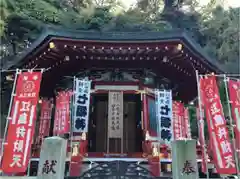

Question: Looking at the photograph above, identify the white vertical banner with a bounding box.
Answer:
[156,90,173,146]
[108,91,123,138]
[73,79,91,132]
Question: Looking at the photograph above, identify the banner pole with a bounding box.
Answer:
[155,89,160,142]
[0,69,20,167]
[58,92,61,137]
[223,75,240,176]
[107,91,110,153]
[68,76,76,176]
[195,70,210,179]
[120,91,124,154]
[202,74,240,77]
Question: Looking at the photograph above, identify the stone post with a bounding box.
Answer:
[37,137,67,179]
[171,139,199,179]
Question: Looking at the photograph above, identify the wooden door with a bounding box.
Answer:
[123,101,137,153]
[95,101,108,152]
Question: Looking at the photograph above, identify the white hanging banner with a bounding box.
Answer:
[108,91,123,138]
[156,90,173,146]
[73,79,91,132]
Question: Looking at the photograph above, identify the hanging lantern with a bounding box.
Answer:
[81,132,86,140]
[6,75,14,81]
[152,145,159,157]
[72,143,79,156]
[177,44,183,51]
[145,131,150,141]
[49,42,55,49]
[163,56,168,63]
[64,56,70,61]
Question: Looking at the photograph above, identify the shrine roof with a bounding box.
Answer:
[3,26,223,73]
[1,26,225,101]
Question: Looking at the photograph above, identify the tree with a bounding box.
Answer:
[200,7,239,73]
[0,0,16,36]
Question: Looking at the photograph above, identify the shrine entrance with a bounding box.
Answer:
[88,93,143,153]
[65,161,170,179]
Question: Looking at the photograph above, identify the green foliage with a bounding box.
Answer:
[0,0,16,36]
[1,0,239,73]
[201,6,239,72]
[188,105,199,138]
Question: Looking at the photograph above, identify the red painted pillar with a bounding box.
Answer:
[149,155,160,176]
[69,139,88,176]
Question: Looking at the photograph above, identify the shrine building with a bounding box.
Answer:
[1,26,223,177]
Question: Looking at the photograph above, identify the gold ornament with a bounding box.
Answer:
[152,145,159,157]
[177,44,182,51]
[49,42,55,49]
[145,131,150,141]
[81,132,86,140]
[72,144,79,156]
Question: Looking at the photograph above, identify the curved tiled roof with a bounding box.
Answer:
[3,26,223,73]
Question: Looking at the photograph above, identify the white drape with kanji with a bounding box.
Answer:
[107,91,123,138]
[73,79,91,133]
[156,90,173,146]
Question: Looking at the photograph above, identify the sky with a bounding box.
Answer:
[122,0,240,9]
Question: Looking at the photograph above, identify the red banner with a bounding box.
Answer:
[173,101,184,139]
[228,80,240,158]
[37,99,52,144]
[184,107,191,139]
[1,72,42,173]
[201,76,236,174]
[53,91,71,136]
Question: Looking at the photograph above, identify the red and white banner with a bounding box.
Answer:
[1,71,42,173]
[228,80,240,158]
[173,101,184,139]
[184,107,191,139]
[37,99,52,144]
[201,76,236,174]
[53,91,71,136]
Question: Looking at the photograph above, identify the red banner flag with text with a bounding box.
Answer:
[201,76,236,174]
[53,91,71,135]
[173,101,185,139]
[1,72,42,173]
[228,80,240,158]
[37,99,52,144]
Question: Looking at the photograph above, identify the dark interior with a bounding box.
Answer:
[88,93,143,153]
